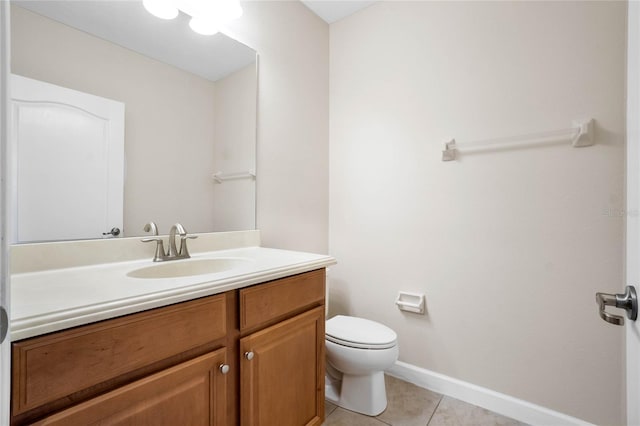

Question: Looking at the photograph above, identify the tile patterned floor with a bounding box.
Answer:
[323,376,526,426]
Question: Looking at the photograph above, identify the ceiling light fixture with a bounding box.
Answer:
[142,0,243,35]
[142,0,179,20]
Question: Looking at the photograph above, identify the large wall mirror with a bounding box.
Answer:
[9,0,257,242]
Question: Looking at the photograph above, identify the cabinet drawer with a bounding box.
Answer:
[239,269,325,332]
[12,293,227,415]
[32,348,228,426]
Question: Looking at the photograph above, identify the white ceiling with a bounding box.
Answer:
[301,1,376,24]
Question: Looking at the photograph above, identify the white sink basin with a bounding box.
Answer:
[127,258,250,279]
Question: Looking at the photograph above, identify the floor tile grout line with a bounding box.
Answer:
[377,417,393,426]
[325,403,338,421]
[425,394,445,426]
[325,406,391,425]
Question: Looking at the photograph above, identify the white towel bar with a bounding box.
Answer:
[442,118,594,161]
[211,170,256,184]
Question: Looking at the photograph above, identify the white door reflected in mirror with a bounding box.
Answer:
[10,74,124,242]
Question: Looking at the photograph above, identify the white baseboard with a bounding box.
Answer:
[387,361,594,426]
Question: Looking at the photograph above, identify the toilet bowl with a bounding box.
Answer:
[325,315,399,416]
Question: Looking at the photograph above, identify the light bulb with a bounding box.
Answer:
[143,0,179,20]
[189,17,219,35]
[216,0,243,22]
[145,0,243,35]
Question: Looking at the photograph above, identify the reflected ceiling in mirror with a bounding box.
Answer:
[10,1,257,241]
[14,1,256,82]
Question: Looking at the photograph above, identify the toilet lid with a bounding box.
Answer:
[326,315,397,349]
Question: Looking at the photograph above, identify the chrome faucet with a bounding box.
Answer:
[168,223,198,258]
[141,222,197,262]
[168,223,186,257]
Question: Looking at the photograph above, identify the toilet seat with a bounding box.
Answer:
[326,315,397,350]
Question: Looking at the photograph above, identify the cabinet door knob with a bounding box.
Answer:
[244,351,254,360]
[219,364,230,374]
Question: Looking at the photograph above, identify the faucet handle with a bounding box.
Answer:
[141,237,167,262]
[143,222,159,236]
[144,222,158,235]
[178,234,198,257]
[141,237,161,243]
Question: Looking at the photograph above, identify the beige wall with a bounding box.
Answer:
[11,6,224,236]
[212,63,257,231]
[223,1,330,253]
[329,2,625,424]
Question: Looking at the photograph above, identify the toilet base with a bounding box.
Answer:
[325,374,341,405]
[325,371,387,416]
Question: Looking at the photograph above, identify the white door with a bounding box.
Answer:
[10,74,124,242]
[628,2,640,425]
[0,2,10,425]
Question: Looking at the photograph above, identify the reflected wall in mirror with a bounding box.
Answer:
[10,1,257,242]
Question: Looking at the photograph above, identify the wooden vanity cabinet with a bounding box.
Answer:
[10,269,326,426]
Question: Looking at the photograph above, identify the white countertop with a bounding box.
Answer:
[11,246,336,341]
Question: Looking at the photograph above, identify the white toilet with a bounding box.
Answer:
[325,315,399,416]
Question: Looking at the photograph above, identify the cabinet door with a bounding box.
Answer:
[33,348,229,426]
[240,307,325,426]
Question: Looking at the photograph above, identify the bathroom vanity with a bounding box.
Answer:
[8,232,335,425]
